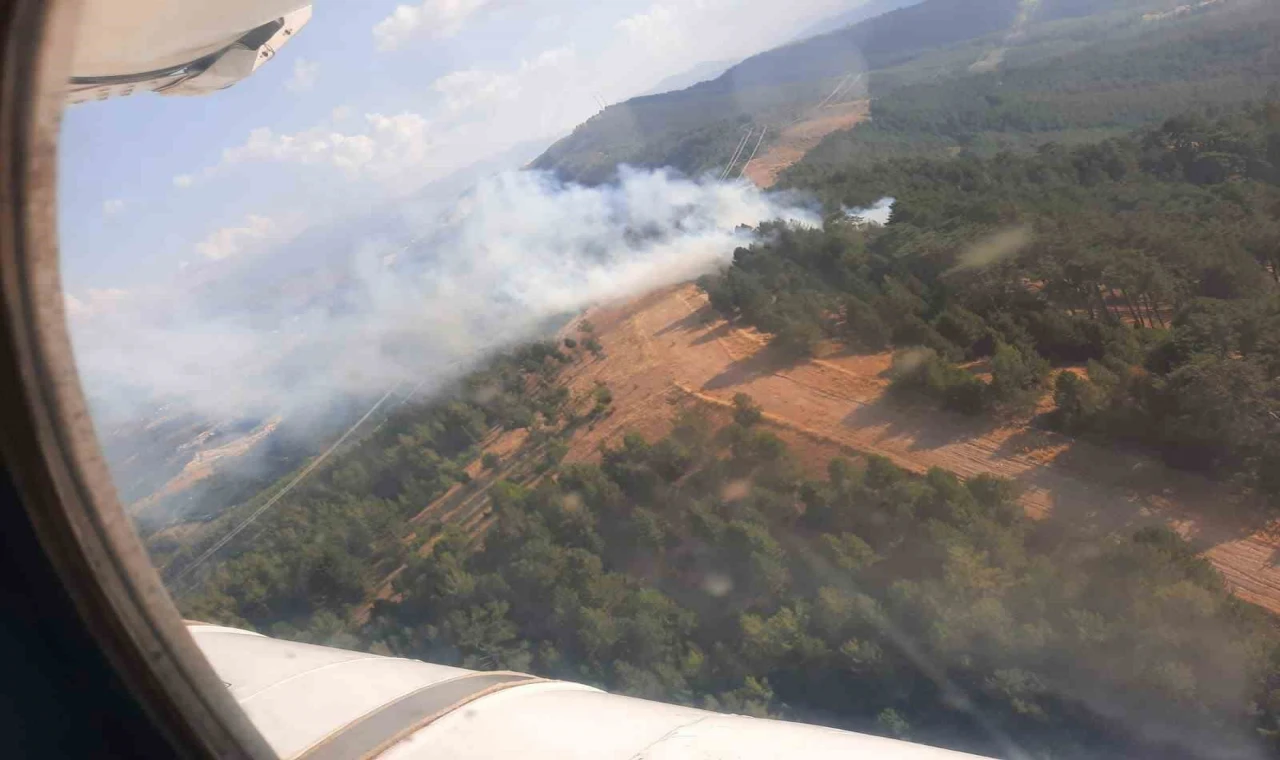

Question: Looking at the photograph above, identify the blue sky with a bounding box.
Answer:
[58,0,862,303]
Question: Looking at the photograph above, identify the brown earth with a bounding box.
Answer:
[744,100,870,188]
[130,416,283,519]
[359,282,1280,619]
[356,93,878,614]
[557,283,1280,615]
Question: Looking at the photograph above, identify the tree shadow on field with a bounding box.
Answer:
[655,306,717,338]
[702,341,800,391]
[1001,429,1275,554]
[844,391,1280,600]
[841,393,1004,453]
[692,322,734,346]
[994,422,1067,462]
[826,343,890,362]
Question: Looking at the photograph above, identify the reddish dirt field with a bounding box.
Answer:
[560,283,1280,615]
[130,416,283,519]
[744,100,870,188]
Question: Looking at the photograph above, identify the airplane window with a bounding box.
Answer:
[55,0,1280,757]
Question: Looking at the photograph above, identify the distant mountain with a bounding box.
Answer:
[641,59,735,97]
[786,0,1280,178]
[530,0,1213,185]
[789,0,923,43]
[531,0,1031,184]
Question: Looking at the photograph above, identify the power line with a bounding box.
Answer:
[720,128,751,180]
[168,340,501,591]
[396,378,429,407]
[720,126,754,180]
[170,382,404,592]
[815,72,854,110]
[737,127,767,179]
[367,377,433,436]
[832,72,863,103]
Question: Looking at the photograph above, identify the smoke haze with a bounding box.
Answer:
[66,168,818,430]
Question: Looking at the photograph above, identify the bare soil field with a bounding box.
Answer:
[744,100,870,188]
[365,282,1280,618]
[561,283,1280,615]
[130,415,282,519]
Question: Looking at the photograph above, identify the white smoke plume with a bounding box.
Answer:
[844,196,894,225]
[66,167,818,428]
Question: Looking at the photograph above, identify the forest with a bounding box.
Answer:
[703,103,1280,499]
[196,388,1280,758]
[169,315,1280,759]
[165,6,1280,756]
[172,341,580,625]
[529,0,1030,184]
[795,1,1280,169]
[534,0,1280,184]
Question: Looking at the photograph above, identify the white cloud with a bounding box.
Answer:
[616,4,682,54]
[102,198,127,216]
[187,44,574,201]
[373,0,495,51]
[433,69,518,113]
[432,46,574,113]
[610,0,858,87]
[64,288,129,318]
[174,1,858,206]
[222,126,377,171]
[366,112,434,169]
[196,215,277,261]
[285,57,320,92]
[213,113,434,190]
[527,45,575,71]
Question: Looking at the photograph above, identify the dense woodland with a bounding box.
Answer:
[185,381,1280,757]
[529,0,1029,183]
[795,0,1280,169]
[704,104,1280,500]
[166,3,1280,758]
[535,0,1280,185]
[368,412,1280,758]
[175,342,580,625]
[176,107,1280,755]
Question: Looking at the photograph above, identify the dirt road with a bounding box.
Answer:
[744,100,869,188]
[564,283,1280,614]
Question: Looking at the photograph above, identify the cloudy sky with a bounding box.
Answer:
[58,0,864,301]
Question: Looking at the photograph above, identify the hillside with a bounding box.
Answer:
[788,0,1280,178]
[156,4,1280,756]
[172,292,1280,757]
[530,0,1032,184]
[530,0,1220,184]
[573,283,1280,613]
[788,0,922,42]
[640,59,736,97]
